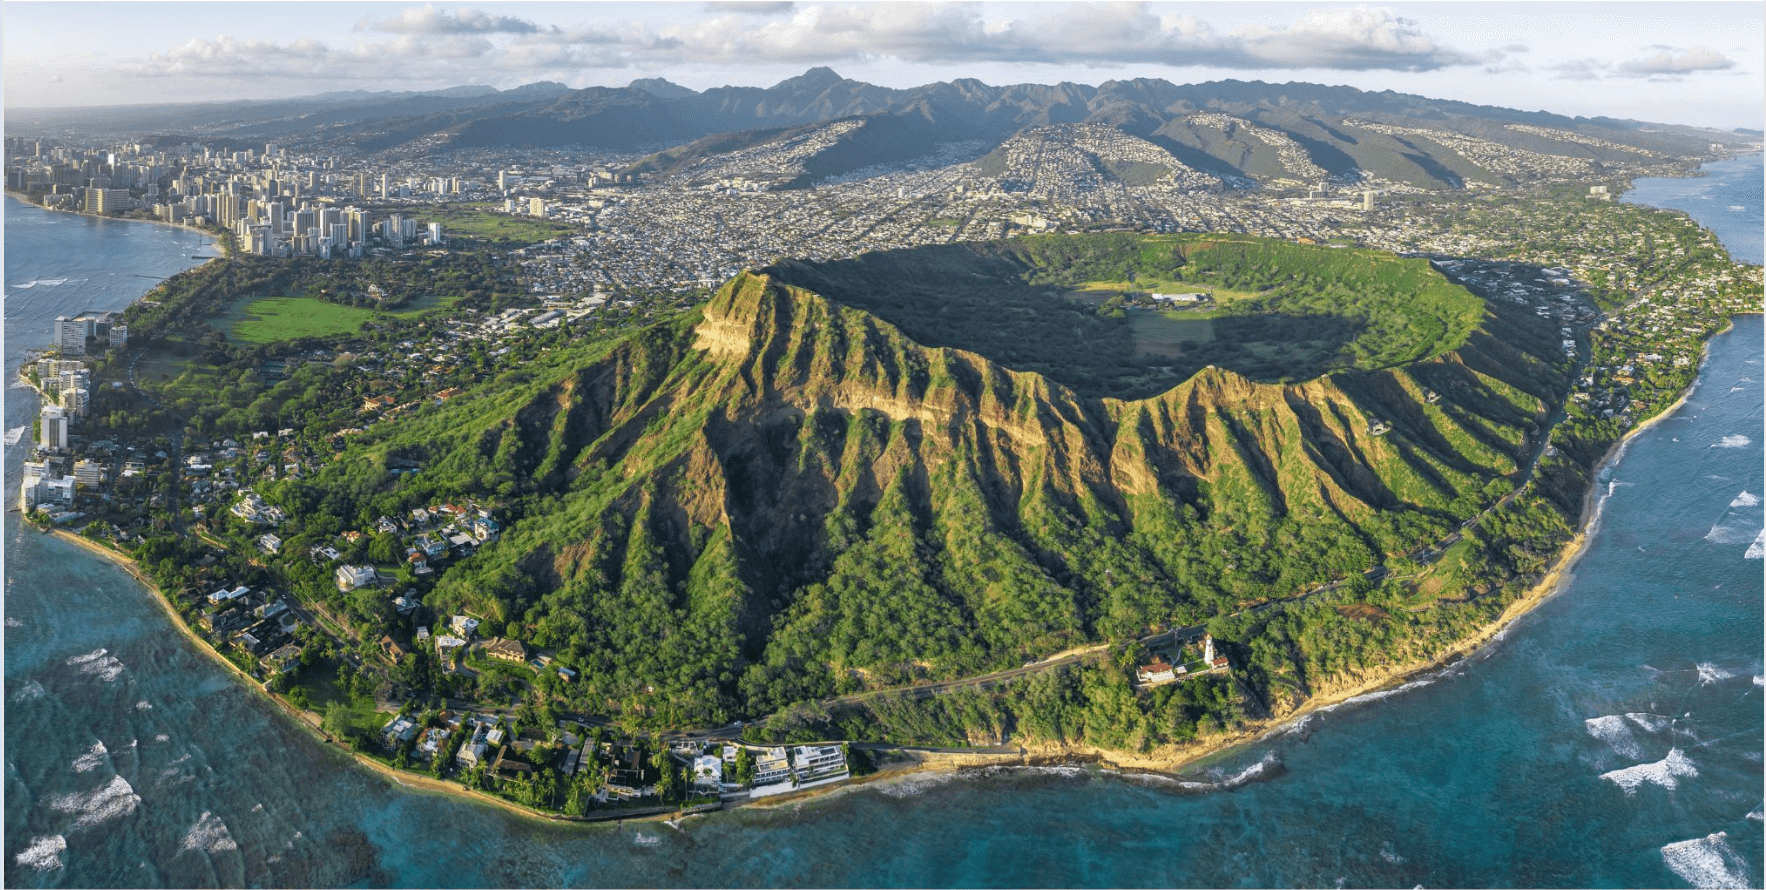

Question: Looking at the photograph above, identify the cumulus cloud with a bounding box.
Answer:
[1618,46,1735,75]
[647,2,1482,71]
[358,4,546,35]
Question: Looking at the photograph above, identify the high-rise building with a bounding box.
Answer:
[529,197,545,217]
[39,405,67,450]
[55,316,87,356]
[61,386,90,419]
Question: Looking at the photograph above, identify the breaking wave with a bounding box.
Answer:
[47,775,140,829]
[180,811,238,855]
[1626,712,1676,733]
[1584,715,1644,759]
[1712,435,1752,449]
[13,835,66,871]
[876,771,959,798]
[1704,524,1759,545]
[1697,663,1735,685]
[136,700,153,710]
[1729,491,1760,508]
[71,741,108,773]
[65,648,125,682]
[1661,831,1753,889]
[1600,748,1698,794]
[1168,751,1285,792]
[1745,531,1764,560]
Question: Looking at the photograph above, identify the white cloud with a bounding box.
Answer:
[1551,45,1739,81]
[358,5,546,35]
[496,2,1486,73]
[116,2,1490,81]
[1618,46,1735,75]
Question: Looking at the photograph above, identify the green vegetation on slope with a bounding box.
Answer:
[767,233,1486,397]
[260,238,1568,731]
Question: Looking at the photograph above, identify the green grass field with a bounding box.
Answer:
[214,295,457,344]
[420,208,574,244]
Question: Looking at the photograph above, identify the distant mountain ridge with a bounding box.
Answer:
[11,68,1751,190]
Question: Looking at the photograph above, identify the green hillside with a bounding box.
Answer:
[266,235,1572,730]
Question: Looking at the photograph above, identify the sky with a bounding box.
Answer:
[2,1,1761,130]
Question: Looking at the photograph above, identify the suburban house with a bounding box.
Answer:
[334,564,377,591]
[484,637,527,663]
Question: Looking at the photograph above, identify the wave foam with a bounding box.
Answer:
[1600,748,1698,794]
[1585,716,1643,759]
[1626,713,1675,733]
[180,811,238,855]
[47,775,140,829]
[11,680,47,703]
[13,835,66,871]
[876,772,958,798]
[1172,751,1284,792]
[1713,435,1752,449]
[1704,524,1759,545]
[632,832,660,846]
[1730,491,1760,508]
[71,741,108,773]
[65,648,125,682]
[1662,831,1753,889]
[1698,663,1735,685]
[136,700,152,710]
[3,616,21,627]
[1746,531,1765,560]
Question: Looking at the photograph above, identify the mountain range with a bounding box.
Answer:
[11,69,1755,191]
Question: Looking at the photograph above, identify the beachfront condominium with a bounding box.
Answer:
[55,316,86,356]
[39,405,67,451]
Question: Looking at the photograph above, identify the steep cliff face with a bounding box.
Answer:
[409,260,1566,723]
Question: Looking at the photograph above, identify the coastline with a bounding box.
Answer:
[4,189,228,258]
[12,173,1749,815]
[33,325,1732,814]
[42,528,628,828]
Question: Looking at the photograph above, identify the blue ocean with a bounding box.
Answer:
[4,157,1762,887]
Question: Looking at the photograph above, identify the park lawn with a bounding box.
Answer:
[419,208,574,244]
[1129,311,1216,359]
[214,295,457,345]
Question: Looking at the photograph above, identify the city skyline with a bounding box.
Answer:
[3,1,1762,130]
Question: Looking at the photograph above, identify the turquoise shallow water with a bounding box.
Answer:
[4,165,1762,887]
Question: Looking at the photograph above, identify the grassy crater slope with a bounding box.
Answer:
[767,234,1487,398]
[287,236,1569,728]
